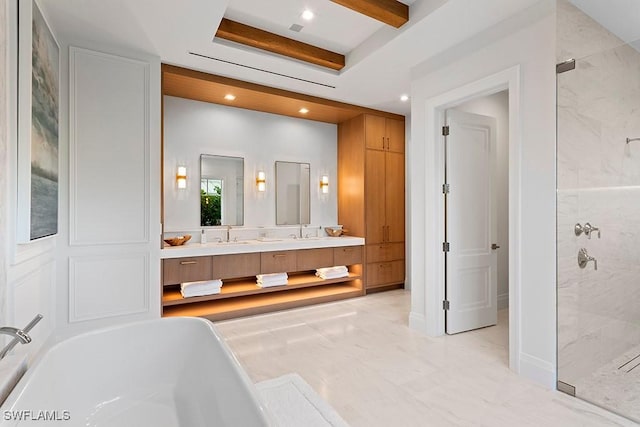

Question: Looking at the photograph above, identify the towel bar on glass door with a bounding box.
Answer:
[626,137,640,144]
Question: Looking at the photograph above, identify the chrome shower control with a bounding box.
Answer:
[583,223,600,239]
[578,248,597,271]
[575,222,601,239]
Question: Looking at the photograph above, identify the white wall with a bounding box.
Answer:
[163,96,338,233]
[1,0,56,361]
[0,0,7,326]
[409,7,557,386]
[54,42,161,333]
[455,91,509,309]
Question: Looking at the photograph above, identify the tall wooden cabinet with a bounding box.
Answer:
[338,114,406,291]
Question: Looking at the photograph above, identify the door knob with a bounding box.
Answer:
[491,243,500,250]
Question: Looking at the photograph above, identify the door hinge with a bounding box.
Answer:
[442,183,450,194]
[442,125,450,136]
[443,300,450,310]
[442,242,450,252]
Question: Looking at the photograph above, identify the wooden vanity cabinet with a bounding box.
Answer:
[212,253,261,280]
[163,256,213,285]
[339,113,406,291]
[161,244,364,321]
[261,251,297,274]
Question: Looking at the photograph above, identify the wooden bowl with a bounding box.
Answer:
[163,234,192,246]
[324,227,345,237]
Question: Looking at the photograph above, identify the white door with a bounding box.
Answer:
[445,109,497,334]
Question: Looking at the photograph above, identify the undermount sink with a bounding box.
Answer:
[255,237,283,242]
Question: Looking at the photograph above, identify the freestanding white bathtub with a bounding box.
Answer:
[1,317,271,426]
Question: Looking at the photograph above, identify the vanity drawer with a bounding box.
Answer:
[297,248,334,271]
[334,246,363,265]
[366,260,405,288]
[366,243,404,263]
[163,256,213,285]
[213,253,261,280]
[261,251,297,274]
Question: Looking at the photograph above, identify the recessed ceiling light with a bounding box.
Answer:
[224,94,236,101]
[400,94,409,102]
[299,108,309,114]
[301,9,314,21]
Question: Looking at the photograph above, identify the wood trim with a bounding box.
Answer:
[216,18,345,71]
[161,64,405,123]
[330,0,409,28]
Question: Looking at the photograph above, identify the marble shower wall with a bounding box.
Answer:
[557,0,640,386]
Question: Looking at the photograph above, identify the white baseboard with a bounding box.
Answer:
[519,352,556,389]
[498,292,509,310]
[408,311,428,335]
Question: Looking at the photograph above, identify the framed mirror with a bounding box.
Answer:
[200,155,244,226]
[276,161,310,225]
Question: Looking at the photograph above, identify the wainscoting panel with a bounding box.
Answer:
[69,254,149,322]
[69,47,150,246]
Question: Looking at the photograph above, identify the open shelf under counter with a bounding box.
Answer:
[162,283,364,321]
[163,272,362,307]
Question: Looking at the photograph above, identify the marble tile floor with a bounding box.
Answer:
[574,344,640,423]
[215,290,637,426]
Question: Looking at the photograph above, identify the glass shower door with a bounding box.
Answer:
[556,16,640,421]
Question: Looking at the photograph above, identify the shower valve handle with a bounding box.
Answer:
[583,223,600,239]
[578,248,597,271]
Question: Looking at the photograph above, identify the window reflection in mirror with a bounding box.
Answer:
[200,155,244,226]
[275,161,310,225]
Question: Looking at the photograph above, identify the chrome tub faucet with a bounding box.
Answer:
[0,314,43,360]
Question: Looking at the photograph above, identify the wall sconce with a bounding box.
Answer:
[320,175,329,194]
[176,166,187,189]
[256,171,266,192]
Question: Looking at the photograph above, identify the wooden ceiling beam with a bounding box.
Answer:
[215,18,345,71]
[330,0,409,28]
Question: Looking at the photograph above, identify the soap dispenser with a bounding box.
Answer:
[201,229,207,244]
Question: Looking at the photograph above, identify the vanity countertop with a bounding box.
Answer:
[160,236,365,259]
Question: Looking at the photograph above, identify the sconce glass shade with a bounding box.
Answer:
[176,166,187,189]
[321,175,329,194]
[257,171,266,192]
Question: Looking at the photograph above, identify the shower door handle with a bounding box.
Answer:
[578,248,597,271]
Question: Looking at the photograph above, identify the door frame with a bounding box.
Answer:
[414,65,521,372]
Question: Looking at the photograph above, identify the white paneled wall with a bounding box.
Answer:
[163,96,338,232]
[58,46,161,330]
[557,0,640,387]
[1,0,56,360]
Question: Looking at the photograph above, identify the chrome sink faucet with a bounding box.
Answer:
[0,314,43,360]
[226,225,231,243]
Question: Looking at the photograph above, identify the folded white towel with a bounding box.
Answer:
[257,279,288,288]
[256,273,288,281]
[256,272,288,288]
[316,266,348,275]
[315,266,349,279]
[317,271,349,280]
[181,279,222,298]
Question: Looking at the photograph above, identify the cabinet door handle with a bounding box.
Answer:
[273,254,287,258]
[180,261,197,265]
[382,136,385,148]
[387,137,390,150]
